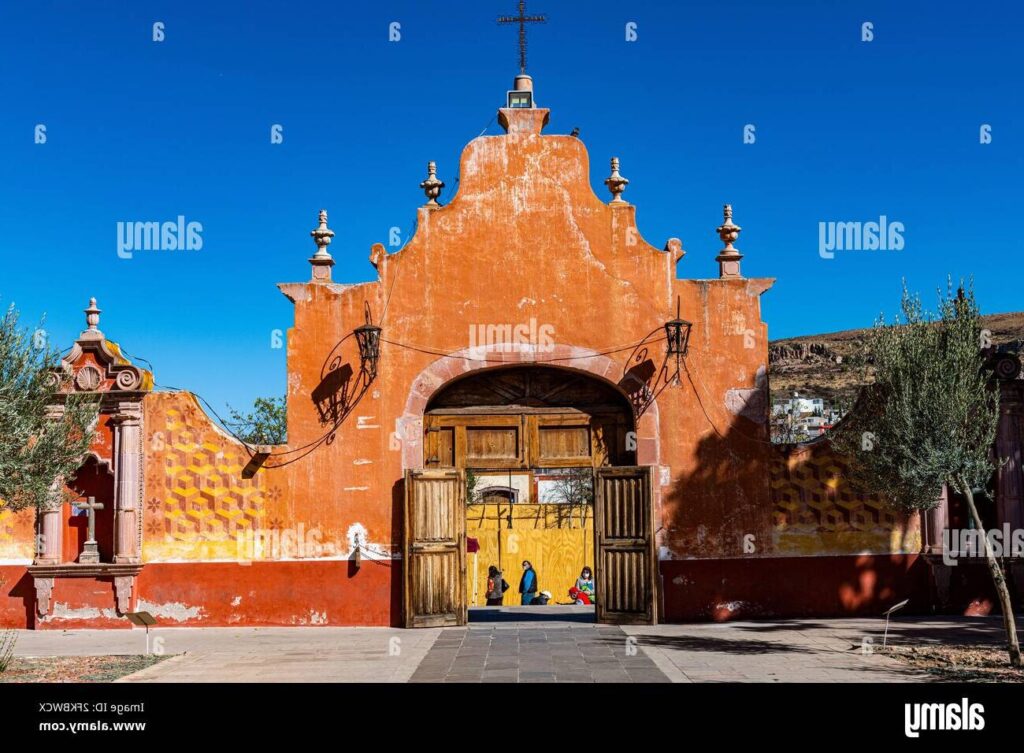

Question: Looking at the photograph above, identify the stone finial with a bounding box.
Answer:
[309,209,336,282]
[85,298,101,330]
[715,204,744,278]
[311,209,335,256]
[420,161,444,206]
[604,157,629,203]
[82,297,102,339]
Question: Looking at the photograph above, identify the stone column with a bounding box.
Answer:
[35,405,66,565]
[112,401,144,564]
[35,505,63,565]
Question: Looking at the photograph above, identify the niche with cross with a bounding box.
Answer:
[62,455,115,564]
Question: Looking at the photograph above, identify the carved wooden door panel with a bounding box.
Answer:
[594,466,658,624]
[403,469,466,627]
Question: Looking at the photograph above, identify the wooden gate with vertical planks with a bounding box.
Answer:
[403,469,467,627]
[594,466,658,624]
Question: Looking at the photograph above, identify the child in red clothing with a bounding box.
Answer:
[568,586,592,605]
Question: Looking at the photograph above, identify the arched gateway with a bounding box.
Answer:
[402,362,659,628]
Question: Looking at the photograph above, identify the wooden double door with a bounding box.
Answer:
[403,465,658,626]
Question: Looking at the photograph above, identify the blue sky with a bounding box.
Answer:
[1,1,1020,414]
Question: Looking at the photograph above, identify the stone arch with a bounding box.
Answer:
[398,343,661,471]
[476,485,519,504]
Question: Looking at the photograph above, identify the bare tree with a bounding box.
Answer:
[548,467,593,528]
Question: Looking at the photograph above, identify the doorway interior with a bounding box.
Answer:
[403,365,658,627]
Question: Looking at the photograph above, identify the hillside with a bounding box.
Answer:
[768,311,1024,407]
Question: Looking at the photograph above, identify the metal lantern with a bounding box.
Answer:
[354,306,382,379]
[665,298,692,361]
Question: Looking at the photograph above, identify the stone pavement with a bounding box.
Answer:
[623,617,938,682]
[411,607,668,683]
[11,626,437,683]
[9,611,1012,683]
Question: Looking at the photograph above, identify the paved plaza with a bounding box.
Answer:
[7,609,1016,683]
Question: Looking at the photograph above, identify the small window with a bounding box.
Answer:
[507,91,533,108]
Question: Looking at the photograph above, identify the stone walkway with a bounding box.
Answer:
[10,626,438,683]
[412,607,668,683]
[9,612,1012,683]
[624,617,937,682]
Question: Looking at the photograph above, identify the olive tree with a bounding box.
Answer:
[0,305,99,513]
[834,283,1020,666]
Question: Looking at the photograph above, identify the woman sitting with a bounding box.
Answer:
[575,566,595,604]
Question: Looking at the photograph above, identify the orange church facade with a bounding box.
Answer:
[3,75,1012,630]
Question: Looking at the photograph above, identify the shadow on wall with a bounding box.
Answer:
[389,479,405,627]
[664,367,773,560]
[311,333,373,429]
[657,370,941,622]
[312,362,354,426]
[9,570,36,628]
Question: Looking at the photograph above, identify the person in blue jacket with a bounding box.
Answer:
[518,560,538,605]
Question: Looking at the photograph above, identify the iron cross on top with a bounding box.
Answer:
[498,0,546,74]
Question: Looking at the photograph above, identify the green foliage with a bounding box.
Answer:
[226,396,287,445]
[834,281,998,512]
[0,305,99,513]
[0,578,14,673]
[465,468,479,504]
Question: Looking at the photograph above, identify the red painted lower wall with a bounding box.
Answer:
[135,560,403,628]
[1,566,34,629]
[659,554,933,621]
[0,559,403,629]
[658,554,1019,621]
[1,555,1014,629]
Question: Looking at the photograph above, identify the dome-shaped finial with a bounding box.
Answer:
[309,209,336,282]
[420,162,445,206]
[717,205,741,247]
[311,210,335,255]
[605,158,629,204]
[84,297,102,333]
[715,204,744,278]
